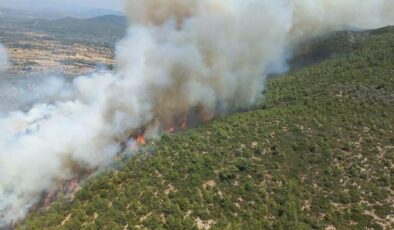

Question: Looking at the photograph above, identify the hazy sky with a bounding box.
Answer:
[0,0,123,11]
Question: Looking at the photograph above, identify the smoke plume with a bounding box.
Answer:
[0,76,74,113]
[0,0,393,226]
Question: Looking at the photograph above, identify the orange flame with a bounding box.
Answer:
[136,134,146,145]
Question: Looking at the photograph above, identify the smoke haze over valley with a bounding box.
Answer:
[0,0,393,227]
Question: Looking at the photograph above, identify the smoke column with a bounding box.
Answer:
[0,43,9,71]
[0,0,393,226]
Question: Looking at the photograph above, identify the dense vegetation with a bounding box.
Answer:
[18,27,393,229]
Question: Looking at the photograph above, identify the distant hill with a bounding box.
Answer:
[0,14,127,47]
[30,15,127,47]
[17,27,394,229]
[76,9,123,19]
[30,15,127,36]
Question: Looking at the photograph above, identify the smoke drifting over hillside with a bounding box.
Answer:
[0,44,9,71]
[0,0,393,226]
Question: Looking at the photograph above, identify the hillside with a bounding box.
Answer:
[18,27,394,229]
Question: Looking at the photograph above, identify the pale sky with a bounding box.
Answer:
[0,0,123,11]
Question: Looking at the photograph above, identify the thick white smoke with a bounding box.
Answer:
[0,0,393,226]
[0,43,9,72]
[0,76,74,113]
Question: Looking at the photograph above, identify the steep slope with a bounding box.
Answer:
[18,27,393,229]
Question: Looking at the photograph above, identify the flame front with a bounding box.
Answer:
[136,134,146,145]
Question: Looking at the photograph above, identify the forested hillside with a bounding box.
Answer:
[18,27,394,229]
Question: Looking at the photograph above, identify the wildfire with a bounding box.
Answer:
[68,179,79,191]
[41,178,81,208]
[136,134,146,145]
[203,111,215,122]
[43,193,53,207]
[165,115,188,133]
[165,126,176,133]
[181,116,187,129]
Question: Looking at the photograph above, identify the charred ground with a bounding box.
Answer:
[17,27,394,229]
